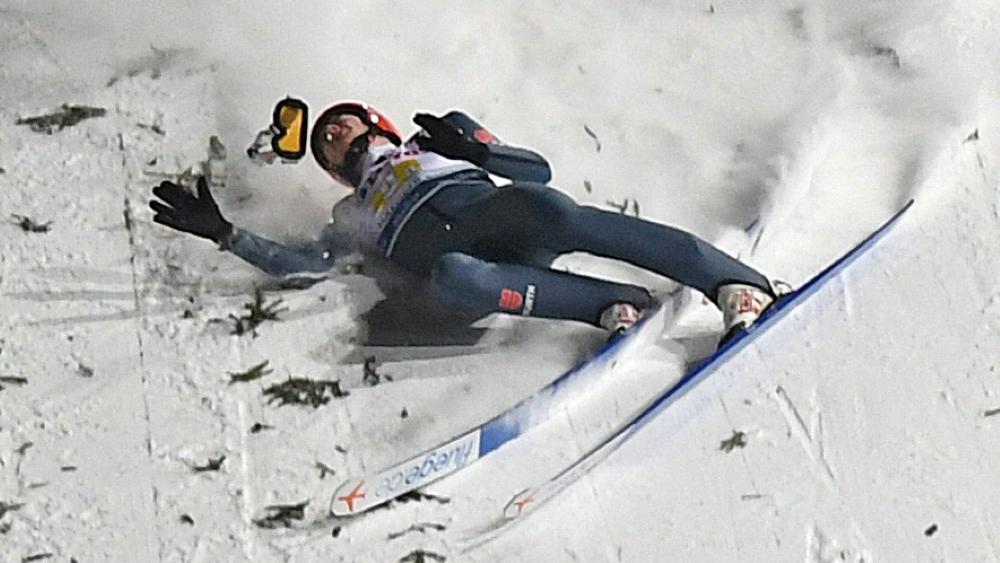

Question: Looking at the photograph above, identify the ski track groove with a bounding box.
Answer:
[226,302,259,561]
[815,412,837,484]
[774,385,837,490]
[805,524,821,563]
[235,389,255,561]
[119,133,165,562]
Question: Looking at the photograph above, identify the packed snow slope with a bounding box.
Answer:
[1,1,997,561]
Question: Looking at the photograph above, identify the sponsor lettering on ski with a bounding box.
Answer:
[373,432,481,499]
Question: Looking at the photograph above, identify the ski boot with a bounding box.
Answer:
[599,302,642,342]
[716,279,797,347]
[716,283,776,347]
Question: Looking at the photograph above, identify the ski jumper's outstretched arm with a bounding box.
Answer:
[221,194,365,277]
[150,176,351,279]
[422,111,552,184]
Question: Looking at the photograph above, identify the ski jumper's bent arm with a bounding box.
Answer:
[440,111,552,184]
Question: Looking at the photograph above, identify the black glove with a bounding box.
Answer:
[413,113,490,165]
[149,176,233,244]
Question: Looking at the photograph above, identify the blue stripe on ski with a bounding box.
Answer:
[478,300,668,455]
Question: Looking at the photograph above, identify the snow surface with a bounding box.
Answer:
[1,1,998,561]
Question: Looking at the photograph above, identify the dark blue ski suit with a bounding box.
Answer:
[223,112,771,327]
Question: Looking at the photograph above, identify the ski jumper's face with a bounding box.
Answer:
[317,114,368,168]
[315,114,392,188]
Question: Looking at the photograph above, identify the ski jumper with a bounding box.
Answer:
[224,111,771,327]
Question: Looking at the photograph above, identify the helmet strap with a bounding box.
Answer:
[339,130,373,187]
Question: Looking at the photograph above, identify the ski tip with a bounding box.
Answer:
[503,488,538,519]
[330,479,369,516]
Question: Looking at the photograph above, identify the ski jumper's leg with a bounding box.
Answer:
[430,252,653,325]
[475,183,771,300]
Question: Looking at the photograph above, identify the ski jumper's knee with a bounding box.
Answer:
[432,252,480,287]
[430,252,497,316]
[430,252,542,318]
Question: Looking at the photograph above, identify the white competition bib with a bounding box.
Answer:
[349,141,477,251]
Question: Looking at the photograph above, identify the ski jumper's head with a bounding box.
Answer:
[310,101,403,188]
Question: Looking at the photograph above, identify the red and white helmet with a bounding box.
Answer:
[310,101,403,185]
